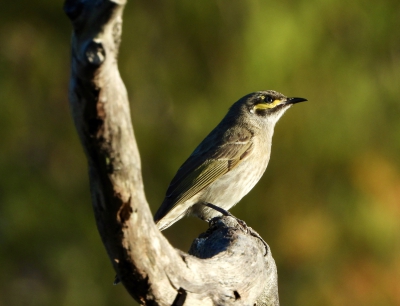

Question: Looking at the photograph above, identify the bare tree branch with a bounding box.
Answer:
[64,0,279,305]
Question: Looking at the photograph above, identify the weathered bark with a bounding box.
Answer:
[64,0,279,305]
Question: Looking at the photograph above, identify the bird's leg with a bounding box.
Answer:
[203,202,269,256]
[203,202,233,218]
[203,202,248,229]
[113,275,120,285]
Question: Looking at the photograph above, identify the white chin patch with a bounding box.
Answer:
[269,104,291,123]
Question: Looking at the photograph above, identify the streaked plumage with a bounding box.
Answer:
[154,90,307,230]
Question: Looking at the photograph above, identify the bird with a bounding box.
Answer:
[154,90,307,230]
[114,90,306,285]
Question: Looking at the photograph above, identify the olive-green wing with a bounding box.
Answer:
[154,128,254,222]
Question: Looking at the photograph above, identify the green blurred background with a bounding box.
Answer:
[1,0,400,305]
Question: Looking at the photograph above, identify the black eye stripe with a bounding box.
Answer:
[265,96,274,103]
[253,102,286,117]
[255,95,274,105]
[255,108,268,116]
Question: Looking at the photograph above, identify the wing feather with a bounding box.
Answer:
[154,127,254,222]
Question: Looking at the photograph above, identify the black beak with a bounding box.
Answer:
[286,97,308,105]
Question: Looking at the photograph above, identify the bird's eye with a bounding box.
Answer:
[265,96,274,103]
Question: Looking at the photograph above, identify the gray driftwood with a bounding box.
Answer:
[64,0,279,305]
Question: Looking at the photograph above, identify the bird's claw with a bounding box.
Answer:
[204,202,268,256]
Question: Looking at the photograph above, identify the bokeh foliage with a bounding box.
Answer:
[1,0,399,305]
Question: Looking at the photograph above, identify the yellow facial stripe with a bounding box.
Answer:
[254,99,283,110]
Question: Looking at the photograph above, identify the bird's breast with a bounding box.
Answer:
[195,135,272,217]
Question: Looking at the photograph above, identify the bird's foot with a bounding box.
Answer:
[203,202,268,256]
[246,227,269,256]
[113,275,120,285]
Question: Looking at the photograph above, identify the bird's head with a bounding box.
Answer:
[230,90,307,128]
